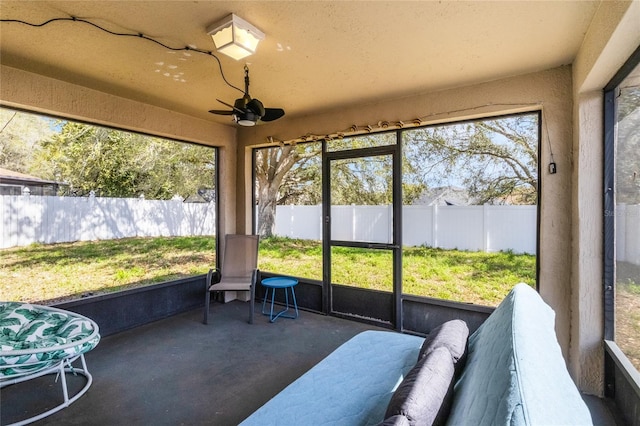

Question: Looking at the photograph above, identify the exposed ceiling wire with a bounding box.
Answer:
[0,16,245,94]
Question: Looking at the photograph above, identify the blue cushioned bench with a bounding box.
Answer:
[241,284,593,425]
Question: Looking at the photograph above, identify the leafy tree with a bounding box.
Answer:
[255,134,412,237]
[0,109,56,174]
[276,143,323,206]
[403,114,539,205]
[327,134,397,205]
[255,115,539,237]
[327,133,428,205]
[329,155,393,205]
[34,122,215,199]
[255,143,320,237]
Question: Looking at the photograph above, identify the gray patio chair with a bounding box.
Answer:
[203,234,260,324]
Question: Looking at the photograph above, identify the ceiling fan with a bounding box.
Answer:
[209,65,285,126]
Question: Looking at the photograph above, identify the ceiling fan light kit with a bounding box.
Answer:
[207,14,265,61]
[236,112,258,126]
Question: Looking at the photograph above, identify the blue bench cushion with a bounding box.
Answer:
[240,330,424,426]
[446,283,593,426]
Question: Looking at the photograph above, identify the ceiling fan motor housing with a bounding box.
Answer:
[210,66,284,125]
[235,110,259,126]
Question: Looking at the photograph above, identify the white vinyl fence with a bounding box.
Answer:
[275,204,640,262]
[275,204,537,254]
[1,195,216,249]
[616,204,640,266]
[4,195,639,265]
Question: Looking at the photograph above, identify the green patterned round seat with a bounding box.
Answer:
[1,301,101,425]
[0,302,100,379]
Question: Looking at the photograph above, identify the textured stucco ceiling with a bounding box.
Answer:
[0,1,601,126]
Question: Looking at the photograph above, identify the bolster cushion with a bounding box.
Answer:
[418,319,469,375]
[384,346,455,426]
[379,414,411,426]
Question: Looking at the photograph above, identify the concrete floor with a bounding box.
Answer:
[2,302,382,425]
[1,301,622,425]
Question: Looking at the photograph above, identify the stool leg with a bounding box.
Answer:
[290,287,299,318]
[284,286,290,312]
[261,287,270,316]
[270,287,276,322]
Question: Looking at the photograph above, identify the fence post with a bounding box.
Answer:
[317,205,322,241]
[351,203,356,241]
[432,204,438,248]
[483,204,489,252]
[289,204,295,238]
[388,204,393,244]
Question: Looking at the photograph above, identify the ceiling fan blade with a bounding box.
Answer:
[261,108,285,122]
[247,99,266,117]
[208,109,234,115]
[217,99,244,114]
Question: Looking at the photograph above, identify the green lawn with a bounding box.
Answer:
[616,276,640,371]
[1,236,535,306]
[0,236,217,304]
[4,235,637,370]
[260,237,536,305]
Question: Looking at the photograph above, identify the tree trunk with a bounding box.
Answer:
[255,145,298,237]
[257,185,279,237]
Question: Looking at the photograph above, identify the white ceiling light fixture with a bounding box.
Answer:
[207,14,265,61]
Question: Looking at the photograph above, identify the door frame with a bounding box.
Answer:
[321,140,403,329]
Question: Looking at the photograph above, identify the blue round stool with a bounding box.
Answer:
[261,277,299,322]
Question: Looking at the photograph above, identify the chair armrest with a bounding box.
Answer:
[206,268,222,287]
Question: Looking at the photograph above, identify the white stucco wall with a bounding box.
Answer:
[0,65,238,236]
[571,0,640,395]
